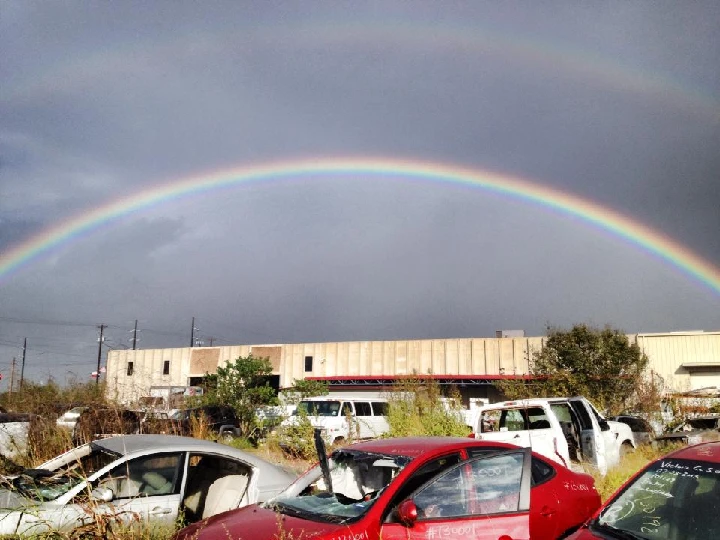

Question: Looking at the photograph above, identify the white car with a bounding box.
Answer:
[55,407,87,432]
[0,434,296,536]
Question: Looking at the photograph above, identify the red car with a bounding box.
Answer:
[568,441,720,540]
[174,436,600,540]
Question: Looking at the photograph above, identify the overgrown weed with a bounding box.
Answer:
[591,443,685,501]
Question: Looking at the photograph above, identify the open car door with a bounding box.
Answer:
[381,448,532,540]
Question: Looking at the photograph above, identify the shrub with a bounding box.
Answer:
[386,375,470,437]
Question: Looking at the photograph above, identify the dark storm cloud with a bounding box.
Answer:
[1,1,719,381]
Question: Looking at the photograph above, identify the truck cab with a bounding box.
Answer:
[474,397,634,475]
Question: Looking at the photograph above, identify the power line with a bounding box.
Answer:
[0,315,106,328]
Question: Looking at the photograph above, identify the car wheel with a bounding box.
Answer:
[620,441,634,458]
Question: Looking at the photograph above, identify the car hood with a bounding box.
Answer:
[176,504,347,540]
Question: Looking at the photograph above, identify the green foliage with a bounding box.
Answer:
[386,375,470,437]
[207,354,279,438]
[499,324,649,415]
[286,379,329,402]
[274,407,318,460]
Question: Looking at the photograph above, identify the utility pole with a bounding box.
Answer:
[190,317,195,348]
[9,357,15,393]
[19,338,26,389]
[131,319,138,350]
[96,324,106,386]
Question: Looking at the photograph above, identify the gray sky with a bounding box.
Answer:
[1,2,719,385]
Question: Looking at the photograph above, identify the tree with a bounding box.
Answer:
[499,324,649,415]
[283,378,329,404]
[211,354,278,437]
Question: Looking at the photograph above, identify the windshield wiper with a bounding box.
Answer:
[590,521,649,540]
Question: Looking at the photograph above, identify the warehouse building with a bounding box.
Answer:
[105,330,720,406]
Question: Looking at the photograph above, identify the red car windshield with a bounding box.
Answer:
[593,457,720,539]
[268,449,411,523]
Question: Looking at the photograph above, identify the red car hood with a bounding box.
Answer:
[175,504,350,540]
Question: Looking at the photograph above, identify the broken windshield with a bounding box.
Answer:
[269,449,411,523]
[9,446,116,502]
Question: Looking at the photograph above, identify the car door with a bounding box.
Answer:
[466,447,562,540]
[381,449,532,540]
[568,399,608,475]
[90,452,185,528]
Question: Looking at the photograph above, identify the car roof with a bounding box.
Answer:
[91,434,294,475]
[340,436,518,458]
[663,441,720,463]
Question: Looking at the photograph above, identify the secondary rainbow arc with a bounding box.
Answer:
[1,157,719,296]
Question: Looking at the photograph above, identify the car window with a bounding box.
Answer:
[383,453,462,522]
[371,402,388,416]
[341,402,354,416]
[295,400,341,416]
[481,407,548,432]
[569,401,593,430]
[354,402,372,416]
[414,451,526,520]
[97,452,183,499]
[466,448,555,486]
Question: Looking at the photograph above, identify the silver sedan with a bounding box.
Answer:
[0,434,296,536]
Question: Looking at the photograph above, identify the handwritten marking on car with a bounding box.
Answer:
[426,523,477,538]
[327,532,369,540]
[563,481,591,491]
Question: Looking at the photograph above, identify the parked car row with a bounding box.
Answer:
[5,405,720,538]
[57,405,242,445]
[176,435,602,540]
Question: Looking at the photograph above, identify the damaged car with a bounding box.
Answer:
[655,414,720,445]
[0,434,295,536]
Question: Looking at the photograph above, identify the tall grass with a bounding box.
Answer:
[591,443,684,501]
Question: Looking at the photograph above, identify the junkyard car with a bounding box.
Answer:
[143,405,240,437]
[654,414,720,445]
[0,434,296,536]
[55,407,88,432]
[608,414,656,445]
[568,441,720,539]
[175,436,601,540]
[72,408,143,445]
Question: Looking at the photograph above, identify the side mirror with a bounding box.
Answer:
[397,499,418,527]
[599,419,610,432]
[90,487,114,502]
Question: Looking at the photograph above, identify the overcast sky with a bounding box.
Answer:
[1,2,719,385]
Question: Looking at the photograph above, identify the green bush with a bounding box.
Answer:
[386,375,470,437]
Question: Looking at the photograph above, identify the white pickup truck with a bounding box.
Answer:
[473,396,635,475]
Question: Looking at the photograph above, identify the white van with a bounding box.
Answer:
[282,397,390,444]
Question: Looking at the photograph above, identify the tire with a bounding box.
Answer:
[620,441,634,458]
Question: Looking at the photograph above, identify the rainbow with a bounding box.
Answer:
[1,157,720,295]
